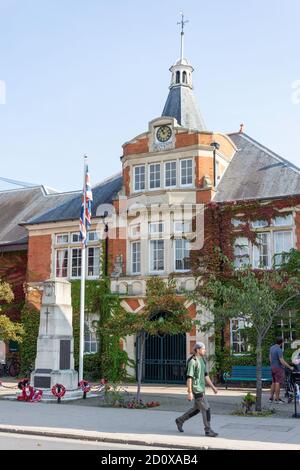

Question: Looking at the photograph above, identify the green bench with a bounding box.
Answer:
[223,365,272,389]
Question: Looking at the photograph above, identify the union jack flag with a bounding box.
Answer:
[80,163,93,245]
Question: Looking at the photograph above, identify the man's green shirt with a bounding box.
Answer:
[187,356,206,394]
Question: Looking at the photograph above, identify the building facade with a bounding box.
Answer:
[22,34,300,383]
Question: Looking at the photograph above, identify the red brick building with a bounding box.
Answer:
[0,185,77,358]
[7,33,300,382]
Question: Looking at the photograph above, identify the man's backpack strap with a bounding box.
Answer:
[186,355,198,379]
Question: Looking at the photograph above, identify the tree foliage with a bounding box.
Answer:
[194,250,300,411]
[105,277,194,336]
[0,280,23,343]
[104,277,197,400]
[71,278,133,382]
[0,281,14,304]
[0,315,24,343]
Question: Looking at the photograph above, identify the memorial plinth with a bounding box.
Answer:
[31,279,78,391]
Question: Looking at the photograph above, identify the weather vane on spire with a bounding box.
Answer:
[177,12,189,61]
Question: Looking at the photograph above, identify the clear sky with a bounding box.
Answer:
[0,0,299,191]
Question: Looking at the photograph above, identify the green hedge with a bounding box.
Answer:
[71,280,102,375]
[83,354,102,380]
[19,303,40,375]
[71,279,134,382]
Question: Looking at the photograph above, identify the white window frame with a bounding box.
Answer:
[53,231,102,280]
[231,218,246,228]
[233,237,250,269]
[230,318,252,355]
[234,230,294,270]
[71,232,80,243]
[84,315,99,354]
[56,233,69,244]
[134,165,146,192]
[272,214,293,227]
[149,163,161,190]
[55,248,69,278]
[278,311,296,346]
[180,158,193,187]
[87,247,100,278]
[71,247,82,278]
[253,232,271,269]
[273,230,294,266]
[233,213,294,271]
[149,222,164,235]
[165,160,177,188]
[251,220,269,228]
[130,224,141,238]
[174,239,190,272]
[131,241,141,275]
[87,231,100,243]
[174,221,192,234]
[149,240,165,273]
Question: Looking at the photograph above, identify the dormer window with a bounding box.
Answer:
[176,71,180,84]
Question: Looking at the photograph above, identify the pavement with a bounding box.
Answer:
[1,379,300,450]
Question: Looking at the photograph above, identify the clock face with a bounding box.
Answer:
[156,125,172,143]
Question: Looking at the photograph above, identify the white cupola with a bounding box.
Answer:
[161,13,206,131]
[169,58,194,90]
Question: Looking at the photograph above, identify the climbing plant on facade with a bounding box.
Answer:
[71,278,133,382]
[191,198,300,373]
[103,277,197,402]
[19,303,40,375]
[193,251,300,412]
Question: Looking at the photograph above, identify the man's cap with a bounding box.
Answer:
[193,342,205,351]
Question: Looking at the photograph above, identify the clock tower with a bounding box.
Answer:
[111,16,237,382]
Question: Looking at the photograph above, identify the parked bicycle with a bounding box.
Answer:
[0,356,21,378]
[284,367,295,403]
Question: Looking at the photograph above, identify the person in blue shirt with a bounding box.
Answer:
[269,337,293,404]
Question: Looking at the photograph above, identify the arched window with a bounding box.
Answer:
[183,71,187,83]
[176,71,180,84]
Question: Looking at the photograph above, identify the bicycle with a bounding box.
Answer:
[284,366,297,403]
[0,357,21,378]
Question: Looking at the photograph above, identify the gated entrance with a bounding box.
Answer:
[137,330,186,384]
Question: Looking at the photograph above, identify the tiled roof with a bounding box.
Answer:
[214,133,300,202]
[26,174,123,225]
[0,186,77,246]
[162,86,206,131]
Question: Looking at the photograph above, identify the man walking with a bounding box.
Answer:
[269,337,293,404]
[175,342,218,437]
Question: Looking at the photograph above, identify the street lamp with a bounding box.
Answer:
[210,141,220,187]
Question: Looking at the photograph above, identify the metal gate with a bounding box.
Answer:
[137,332,186,384]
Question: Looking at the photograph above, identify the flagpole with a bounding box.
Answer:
[79,155,88,382]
